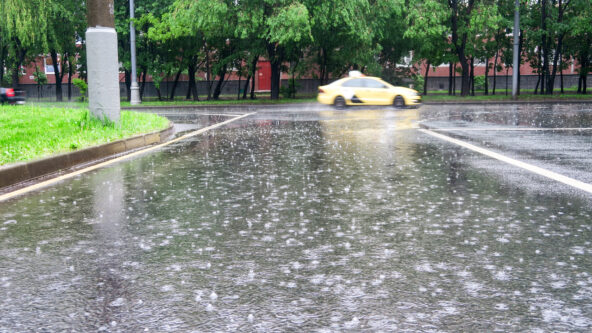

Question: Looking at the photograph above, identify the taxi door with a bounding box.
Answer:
[362,78,391,105]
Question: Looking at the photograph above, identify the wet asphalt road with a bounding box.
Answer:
[1,103,592,331]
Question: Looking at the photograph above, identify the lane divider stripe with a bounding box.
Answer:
[0,112,256,202]
[419,128,592,195]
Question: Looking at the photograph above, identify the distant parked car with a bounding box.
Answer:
[317,71,421,109]
[0,87,25,105]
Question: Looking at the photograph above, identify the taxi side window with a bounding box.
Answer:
[365,79,387,89]
[342,79,366,88]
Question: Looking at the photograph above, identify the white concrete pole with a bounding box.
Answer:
[129,0,141,105]
[86,0,121,122]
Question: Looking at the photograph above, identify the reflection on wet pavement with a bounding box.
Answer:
[1,105,592,331]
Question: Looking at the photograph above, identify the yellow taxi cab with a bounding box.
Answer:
[317,71,421,108]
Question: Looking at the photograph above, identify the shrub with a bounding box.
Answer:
[72,78,88,101]
[280,81,300,99]
[412,74,424,93]
[474,75,486,91]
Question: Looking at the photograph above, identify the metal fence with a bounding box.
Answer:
[17,75,590,101]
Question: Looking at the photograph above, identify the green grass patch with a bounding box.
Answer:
[0,105,169,166]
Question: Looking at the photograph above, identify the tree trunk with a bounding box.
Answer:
[518,29,524,95]
[213,64,227,100]
[470,57,475,96]
[450,0,473,97]
[547,0,567,95]
[270,59,281,100]
[319,48,327,86]
[267,42,283,100]
[11,42,26,89]
[242,75,251,99]
[50,50,63,101]
[237,64,242,100]
[124,70,131,101]
[493,52,498,95]
[536,47,543,94]
[448,62,453,95]
[249,56,258,99]
[205,50,212,100]
[291,68,297,98]
[186,61,199,101]
[560,64,564,94]
[169,68,182,100]
[67,57,73,101]
[242,56,258,100]
[0,46,5,85]
[186,75,192,100]
[505,68,509,95]
[251,67,257,100]
[484,58,489,95]
[459,59,470,97]
[541,0,550,94]
[423,61,430,95]
[140,69,147,99]
[453,63,456,95]
[582,48,590,94]
[548,39,564,94]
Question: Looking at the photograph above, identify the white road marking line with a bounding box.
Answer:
[419,128,592,195]
[431,127,592,132]
[0,112,256,203]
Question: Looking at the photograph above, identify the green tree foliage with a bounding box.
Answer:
[568,0,591,93]
[305,0,373,84]
[0,0,49,88]
[248,0,313,99]
[408,0,505,96]
[115,0,175,101]
[406,0,450,94]
[46,0,86,101]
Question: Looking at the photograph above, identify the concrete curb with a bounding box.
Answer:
[0,124,174,190]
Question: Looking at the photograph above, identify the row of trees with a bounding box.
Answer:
[1,0,590,101]
[407,0,592,96]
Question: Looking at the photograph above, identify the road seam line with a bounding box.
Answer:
[0,112,255,202]
[419,128,592,195]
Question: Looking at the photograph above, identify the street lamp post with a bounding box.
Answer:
[86,0,121,122]
[129,0,141,105]
[512,0,520,99]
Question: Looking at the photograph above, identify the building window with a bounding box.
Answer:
[44,56,60,74]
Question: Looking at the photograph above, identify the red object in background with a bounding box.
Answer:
[257,61,271,91]
[6,89,15,97]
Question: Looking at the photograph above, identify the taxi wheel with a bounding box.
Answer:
[334,96,346,109]
[393,96,406,108]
